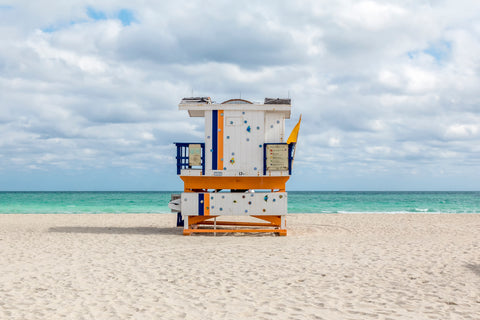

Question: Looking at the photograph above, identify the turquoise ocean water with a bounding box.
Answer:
[0,191,479,214]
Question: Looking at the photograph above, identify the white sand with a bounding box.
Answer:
[0,213,479,320]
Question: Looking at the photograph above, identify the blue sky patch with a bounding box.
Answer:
[42,21,83,33]
[408,40,452,62]
[87,7,136,26]
[117,9,136,26]
[423,40,451,61]
[42,7,136,33]
[87,7,107,21]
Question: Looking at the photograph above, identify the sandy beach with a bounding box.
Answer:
[0,213,479,319]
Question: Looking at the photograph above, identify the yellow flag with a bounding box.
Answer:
[287,114,302,144]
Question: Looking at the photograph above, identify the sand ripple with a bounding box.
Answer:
[0,213,479,319]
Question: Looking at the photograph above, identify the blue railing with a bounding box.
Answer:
[288,143,295,175]
[174,143,205,175]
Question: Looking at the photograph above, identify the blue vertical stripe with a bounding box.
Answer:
[212,110,218,170]
[198,193,204,216]
[263,143,267,175]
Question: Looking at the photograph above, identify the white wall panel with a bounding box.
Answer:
[204,111,213,175]
[209,192,287,216]
[181,193,199,216]
[264,112,285,143]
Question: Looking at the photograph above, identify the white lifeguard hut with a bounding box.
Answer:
[170,97,301,235]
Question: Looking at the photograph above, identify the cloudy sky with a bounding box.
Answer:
[1,0,480,191]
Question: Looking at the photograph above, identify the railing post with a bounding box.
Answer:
[176,143,181,175]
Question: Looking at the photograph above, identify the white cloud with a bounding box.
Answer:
[337,1,407,31]
[1,0,480,189]
[28,33,107,74]
[445,124,479,140]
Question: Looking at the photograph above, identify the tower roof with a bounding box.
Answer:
[179,97,291,118]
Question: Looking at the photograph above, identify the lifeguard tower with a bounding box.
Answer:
[170,97,301,236]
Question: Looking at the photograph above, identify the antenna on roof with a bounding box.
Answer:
[288,90,290,99]
[239,91,242,99]
[191,88,193,97]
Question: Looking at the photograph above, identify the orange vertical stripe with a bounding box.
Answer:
[218,109,224,170]
[204,194,210,216]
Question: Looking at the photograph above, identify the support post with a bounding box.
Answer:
[214,217,217,237]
